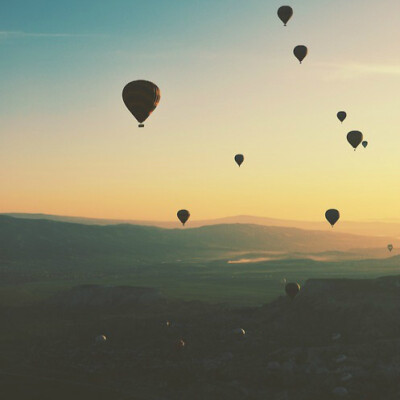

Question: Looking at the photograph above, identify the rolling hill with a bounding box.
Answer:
[0,215,396,265]
[3,212,400,238]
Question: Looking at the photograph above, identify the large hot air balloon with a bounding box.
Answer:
[293,45,308,64]
[388,244,393,252]
[285,282,300,299]
[122,80,161,127]
[234,154,244,167]
[277,6,293,26]
[347,131,363,150]
[325,209,340,227]
[177,209,190,226]
[362,140,368,148]
[337,111,347,123]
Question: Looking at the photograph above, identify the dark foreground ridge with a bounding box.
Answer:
[49,285,165,308]
[2,276,400,399]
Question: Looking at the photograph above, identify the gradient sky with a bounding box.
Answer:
[1,0,400,222]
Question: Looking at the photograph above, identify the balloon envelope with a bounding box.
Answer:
[95,335,107,344]
[325,209,340,227]
[277,6,293,26]
[234,154,244,167]
[122,80,160,127]
[285,282,300,299]
[337,111,347,123]
[362,140,368,148]
[177,209,190,226]
[347,131,363,150]
[388,244,393,252]
[293,45,308,63]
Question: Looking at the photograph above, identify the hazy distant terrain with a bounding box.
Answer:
[0,215,397,269]
[0,215,400,307]
[4,212,400,238]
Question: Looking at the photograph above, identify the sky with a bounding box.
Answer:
[1,0,400,222]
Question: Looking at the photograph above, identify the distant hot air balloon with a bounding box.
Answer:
[122,80,161,127]
[293,45,308,64]
[285,282,300,299]
[362,140,368,148]
[234,154,244,167]
[277,6,293,26]
[388,244,393,252]
[325,209,340,227]
[95,335,107,344]
[347,131,363,150]
[177,209,190,226]
[233,328,246,337]
[337,111,347,123]
[176,338,186,350]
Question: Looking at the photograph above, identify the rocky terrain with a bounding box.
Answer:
[2,277,400,399]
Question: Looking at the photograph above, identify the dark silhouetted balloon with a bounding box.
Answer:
[277,6,293,26]
[362,141,368,148]
[285,282,300,299]
[122,80,160,127]
[235,154,244,167]
[325,209,340,227]
[347,131,363,150]
[388,244,393,252]
[337,111,347,123]
[177,209,190,226]
[293,45,308,63]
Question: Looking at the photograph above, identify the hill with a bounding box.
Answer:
[4,212,400,238]
[0,216,395,266]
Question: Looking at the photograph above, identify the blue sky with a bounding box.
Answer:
[1,1,400,221]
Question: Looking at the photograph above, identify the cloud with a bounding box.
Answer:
[316,61,400,80]
[0,31,104,39]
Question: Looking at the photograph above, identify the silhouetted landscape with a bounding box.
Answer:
[1,215,400,398]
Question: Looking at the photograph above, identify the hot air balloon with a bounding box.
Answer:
[293,45,308,64]
[95,335,107,344]
[337,111,347,123]
[177,209,190,226]
[277,6,293,26]
[233,328,246,337]
[122,80,161,127]
[325,209,340,227]
[285,282,300,299]
[362,141,368,148]
[176,338,186,350]
[347,131,363,150]
[234,154,244,167]
[388,244,393,252]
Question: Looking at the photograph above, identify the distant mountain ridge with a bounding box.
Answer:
[3,212,400,238]
[0,216,396,267]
